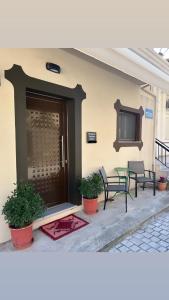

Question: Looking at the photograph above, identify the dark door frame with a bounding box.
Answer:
[5,64,86,206]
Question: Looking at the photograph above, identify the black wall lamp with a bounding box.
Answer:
[46,62,61,74]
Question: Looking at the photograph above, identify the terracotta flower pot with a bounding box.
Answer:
[83,197,98,215]
[10,224,33,249]
[158,182,167,191]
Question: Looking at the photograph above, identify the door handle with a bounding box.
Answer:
[61,135,65,168]
[61,135,68,167]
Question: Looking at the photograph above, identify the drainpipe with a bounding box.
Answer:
[140,84,157,172]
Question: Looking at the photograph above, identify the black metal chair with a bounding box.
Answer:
[128,161,156,198]
[99,166,128,212]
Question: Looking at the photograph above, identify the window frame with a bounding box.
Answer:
[113,99,144,152]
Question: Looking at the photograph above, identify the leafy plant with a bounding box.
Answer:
[2,182,45,228]
[79,173,103,199]
[158,176,167,183]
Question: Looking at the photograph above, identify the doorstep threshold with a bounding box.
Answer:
[43,203,76,217]
[34,202,82,228]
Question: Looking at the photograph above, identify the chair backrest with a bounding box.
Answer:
[99,166,108,185]
[128,161,144,175]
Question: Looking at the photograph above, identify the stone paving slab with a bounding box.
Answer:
[1,188,169,252]
[108,210,169,253]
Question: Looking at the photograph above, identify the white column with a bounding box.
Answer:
[161,91,167,141]
[155,87,161,139]
[154,86,167,142]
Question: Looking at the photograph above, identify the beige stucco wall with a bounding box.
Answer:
[0,48,155,243]
[165,111,169,140]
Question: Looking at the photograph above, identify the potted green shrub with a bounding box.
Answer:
[79,173,103,215]
[157,176,167,191]
[2,182,45,249]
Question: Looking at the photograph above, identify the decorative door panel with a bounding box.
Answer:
[26,95,67,207]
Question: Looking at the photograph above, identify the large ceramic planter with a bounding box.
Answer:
[83,197,98,215]
[10,224,33,249]
[157,182,167,191]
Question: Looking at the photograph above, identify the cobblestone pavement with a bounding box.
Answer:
[109,210,169,253]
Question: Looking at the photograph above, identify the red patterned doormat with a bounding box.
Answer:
[40,214,89,240]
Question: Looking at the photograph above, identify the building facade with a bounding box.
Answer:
[0,48,168,243]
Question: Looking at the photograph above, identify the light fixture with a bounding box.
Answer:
[46,62,61,74]
[159,48,164,56]
[159,52,164,56]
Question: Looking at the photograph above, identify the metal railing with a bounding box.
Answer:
[155,138,169,168]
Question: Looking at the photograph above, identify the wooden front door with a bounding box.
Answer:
[26,92,68,207]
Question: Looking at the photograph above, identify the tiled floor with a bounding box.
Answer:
[1,187,169,252]
[109,210,169,253]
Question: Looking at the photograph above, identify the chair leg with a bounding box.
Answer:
[103,190,107,210]
[135,181,137,197]
[104,190,108,210]
[125,192,127,213]
[103,201,106,210]
[153,181,156,196]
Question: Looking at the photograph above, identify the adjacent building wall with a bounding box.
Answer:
[165,111,169,140]
[0,48,155,243]
[153,86,168,141]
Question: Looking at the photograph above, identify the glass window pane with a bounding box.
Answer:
[119,111,136,141]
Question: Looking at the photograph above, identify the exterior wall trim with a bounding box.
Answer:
[113,99,144,152]
[5,64,86,206]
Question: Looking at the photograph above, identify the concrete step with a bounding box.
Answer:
[155,159,169,178]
